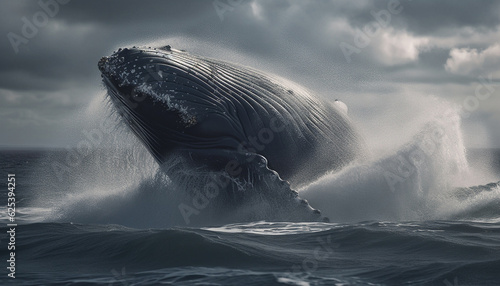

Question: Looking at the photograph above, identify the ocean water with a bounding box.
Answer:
[1,100,500,285]
[1,148,499,285]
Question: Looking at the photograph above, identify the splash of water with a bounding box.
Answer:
[31,91,500,227]
[301,95,500,222]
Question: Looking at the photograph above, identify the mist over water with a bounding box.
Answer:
[301,95,500,222]
[25,86,499,228]
[23,40,499,226]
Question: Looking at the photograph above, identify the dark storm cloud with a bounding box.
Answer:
[54,0,212,26]
[397,0,500,35]
[0,0,244,147]
[0,0,499,147]
[342,0,500,35]
[0,1,216,90]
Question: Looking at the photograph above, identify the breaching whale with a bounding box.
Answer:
[98,46,363,223]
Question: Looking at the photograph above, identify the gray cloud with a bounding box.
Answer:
[396,0,500,35]
[0,0,499,148]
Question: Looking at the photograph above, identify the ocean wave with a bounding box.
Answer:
[2,220,499,285]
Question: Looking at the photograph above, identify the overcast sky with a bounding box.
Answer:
[1,0,499,149]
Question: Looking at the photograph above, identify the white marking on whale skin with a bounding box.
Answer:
[334,99,349,114]
[134,83,196,125]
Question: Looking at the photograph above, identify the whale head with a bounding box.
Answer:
[99,46,363,187]
[98,46,244,164]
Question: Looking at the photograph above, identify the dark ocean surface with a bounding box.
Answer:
[0,149,499,285]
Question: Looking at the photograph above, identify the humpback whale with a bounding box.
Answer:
[98,46,363,223]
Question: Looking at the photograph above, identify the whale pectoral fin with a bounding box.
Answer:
[238,154,330,223]
[171,149,329,223]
